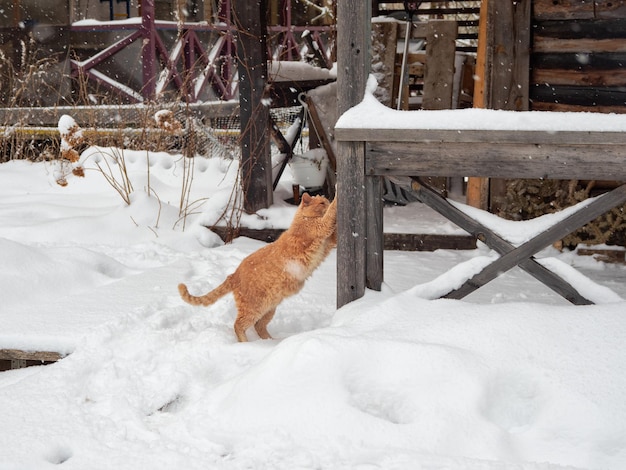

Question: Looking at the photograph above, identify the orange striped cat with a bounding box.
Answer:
[179,193,337,342]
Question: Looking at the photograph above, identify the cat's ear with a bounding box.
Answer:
[301,193,312,205]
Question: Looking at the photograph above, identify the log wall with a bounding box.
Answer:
[531,0,626,112]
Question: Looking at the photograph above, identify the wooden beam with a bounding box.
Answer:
[533,0,595,20]
[365,141,626,180]
[141,0,157,100]
[209,226,476,251]
[234,0,273,213]
[444,184,626,300]
[0,349,63,363]
[411,179,593,305]
[336,0,371,307]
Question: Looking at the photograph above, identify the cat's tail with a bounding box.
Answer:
[178,278,232,307]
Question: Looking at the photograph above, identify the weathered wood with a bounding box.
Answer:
[469,0,530,209]
[533,18,626,39]
[467,0,490,209]
[530,84,626,107]
[444,184,626,299]
[371,20,398,107]
[532,51,626,69]
[411,179,593,305]
[530,101,626,113]
[532,68,626,87]
[336,140,368,306]
[533,0,595,20]
[479,0,530,111]
[306,96,337,195]
[366,142,626,180]
[467,177,490,210]
[530,14,626,111]
[534,37,626,53]
[209,225,476,251]
[234,0,272,213]
[383,233,476,251]
[472,0,489,109]
[595,1,626,19]
[366,176,384,290]
[336,0,370,308]
[0,349,63,362]
[578,247,626,264]
[336,127,626,145]
[423,21,458,110]
[0,102,239,127]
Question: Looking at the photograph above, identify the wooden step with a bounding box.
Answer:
[0,349,64,371]
[209,226,477,251]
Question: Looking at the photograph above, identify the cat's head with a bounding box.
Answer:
[298,193,330,218]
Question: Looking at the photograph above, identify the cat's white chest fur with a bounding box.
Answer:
[284,259,308,281]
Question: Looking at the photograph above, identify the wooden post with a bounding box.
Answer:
[422,20,458,110]
[140,0,157,101]
[234,0,273,213]
[468,0,531,209]
[336,0,371,307]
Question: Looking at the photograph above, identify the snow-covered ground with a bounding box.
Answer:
[1,138,625,469]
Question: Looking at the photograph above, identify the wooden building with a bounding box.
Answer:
[334,0,626,306]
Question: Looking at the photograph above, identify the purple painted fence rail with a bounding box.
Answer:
[70,0,335,104]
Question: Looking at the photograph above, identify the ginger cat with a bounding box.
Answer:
[178,193,337,342]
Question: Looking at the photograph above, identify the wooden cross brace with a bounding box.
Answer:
[410,178,626,304]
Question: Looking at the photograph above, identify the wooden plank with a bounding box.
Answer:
[467,0,530,110]
[534,37,626,53]
[371,20,398,108]
[488,0,531,111]
[530,84,626,107]
[209,225,476,251]
[383,233,476,251]
[444,184,626,299]
[577,247,626,263]
[596,1,626,19]
[422,20,457,110]
[532,18,626,39]
[366,176,384,290]
[530,101,626,113]
[467,177,490,210]
[336,127,626,145]
[0,102,239,127]
[472,0,490,109]
[0,349,63,362]
[532,68,626,87]
[482,0,530,211]
[336,0,371,307]
[531,52,626,70]
[234,0,272,213]
[533,0,595,20]
[365,142,626,180]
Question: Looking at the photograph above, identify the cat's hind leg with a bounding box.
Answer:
[233,314,253,342]
[254,308,275,340]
